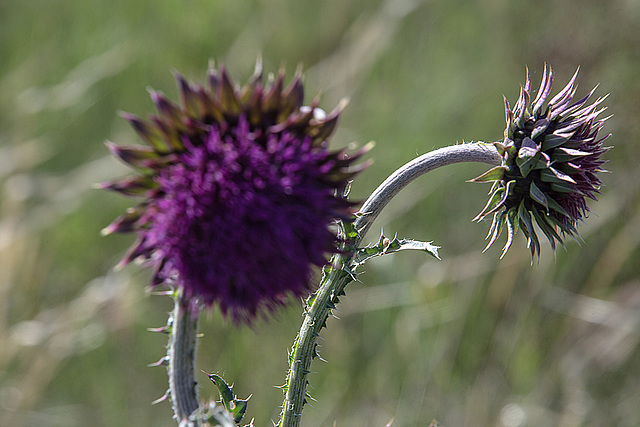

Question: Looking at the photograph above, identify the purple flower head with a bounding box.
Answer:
[471,66,611,259]
[100,61,369,323]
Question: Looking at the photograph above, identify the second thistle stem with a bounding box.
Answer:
[169,289,201,426]
[279,142,502,427]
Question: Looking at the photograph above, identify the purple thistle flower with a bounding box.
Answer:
[470,66,611,259]
[100,61,369,323]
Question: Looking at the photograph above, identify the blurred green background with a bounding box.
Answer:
[2,0,639,425]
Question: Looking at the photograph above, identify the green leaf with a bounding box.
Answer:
[205,373,250,424]
[339,219,359,240]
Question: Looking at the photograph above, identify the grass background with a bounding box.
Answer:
[2,0,640,425]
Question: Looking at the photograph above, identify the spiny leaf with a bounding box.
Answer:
[204,372,250,424]
[354,234,441,265]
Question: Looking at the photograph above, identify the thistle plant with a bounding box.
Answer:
[101,63,609,426]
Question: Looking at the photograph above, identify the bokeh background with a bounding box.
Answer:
[2,0,639,425]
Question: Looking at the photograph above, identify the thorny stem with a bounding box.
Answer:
[169,288,201,426]
[278,142,502,427]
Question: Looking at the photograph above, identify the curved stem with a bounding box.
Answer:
[169,289,200,426]
[279,142,501,427]
[354,142,502,240]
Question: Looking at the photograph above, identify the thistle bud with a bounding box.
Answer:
[471,66,610,258]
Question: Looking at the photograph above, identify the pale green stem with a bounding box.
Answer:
[279,142,502,427]
[169,288,201,426]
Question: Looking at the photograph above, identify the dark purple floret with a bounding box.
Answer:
[101,62,369,323]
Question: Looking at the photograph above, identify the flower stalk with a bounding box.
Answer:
[278,142,502,427]
[168,289,200,426]
[278,253,353,427]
